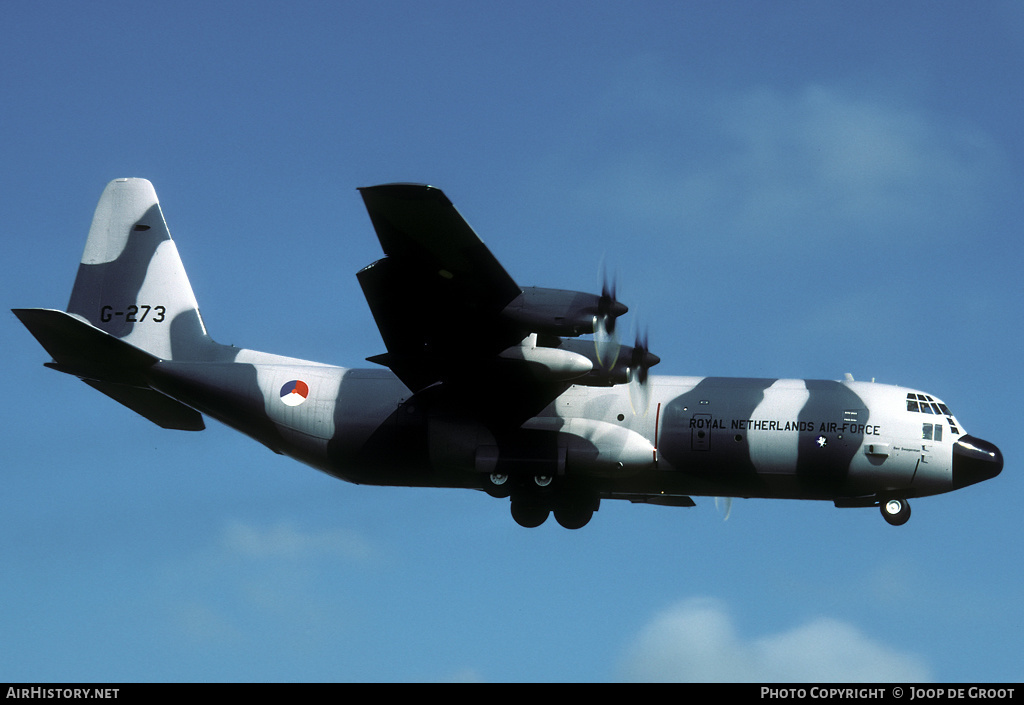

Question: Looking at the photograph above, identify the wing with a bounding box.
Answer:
[358,184,521,307]
[356,184,528,392]
[355,183,653,428]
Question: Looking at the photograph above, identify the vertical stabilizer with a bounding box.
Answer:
[66,178,217,361]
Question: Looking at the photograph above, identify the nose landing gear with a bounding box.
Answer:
[881,498,911,526]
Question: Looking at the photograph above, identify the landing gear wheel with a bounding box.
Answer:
[554,506,593,530]
[881,498,911,526]
[511,497,549,528]
[485,473,511,498]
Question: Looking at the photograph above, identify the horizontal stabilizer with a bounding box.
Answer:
[83,380,205,431]
[13,307,205,431]
[13,308,157,385]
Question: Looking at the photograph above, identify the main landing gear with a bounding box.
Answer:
[880,498,911,526]
[489,472,598,530]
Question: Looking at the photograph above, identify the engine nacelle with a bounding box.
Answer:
[497,335,593,381]
[501,286,627,337]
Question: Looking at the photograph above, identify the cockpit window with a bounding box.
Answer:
[907,393,960,435]
[908,393,944,414]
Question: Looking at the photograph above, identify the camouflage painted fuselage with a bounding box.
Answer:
[146,352,996,506]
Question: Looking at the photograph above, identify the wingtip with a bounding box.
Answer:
[357,183,447,203]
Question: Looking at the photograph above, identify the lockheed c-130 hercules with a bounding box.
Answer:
[14,178,1003,529]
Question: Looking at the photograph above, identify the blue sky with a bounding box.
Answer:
[3,1,1021,682]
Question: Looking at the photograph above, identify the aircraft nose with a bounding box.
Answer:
[952,435,1003,489]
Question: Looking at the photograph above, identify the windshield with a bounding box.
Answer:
[906,392,960,435]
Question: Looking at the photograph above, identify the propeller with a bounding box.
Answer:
[594,268,625,370]
[714,496,733,521]
[627,328,658,415]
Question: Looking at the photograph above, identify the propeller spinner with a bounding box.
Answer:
[594,271,627,369]
[627,329,659,415]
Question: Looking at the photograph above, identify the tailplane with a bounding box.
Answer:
[13,178,231,430]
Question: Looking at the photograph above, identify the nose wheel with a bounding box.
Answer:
[881,498,911,526]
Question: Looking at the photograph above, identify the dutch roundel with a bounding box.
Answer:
[279,380,309,407]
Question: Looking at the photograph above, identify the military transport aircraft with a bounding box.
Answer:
[14,179,1003,529]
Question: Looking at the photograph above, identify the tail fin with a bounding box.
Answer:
[13,178,230,431]
[65,178,217,361]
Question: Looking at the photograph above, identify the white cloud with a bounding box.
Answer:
[220,519,374,562]
[715,86,996,235]
[619,597,931,683]
[155,519,378,647]
[574,60,1002,246]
